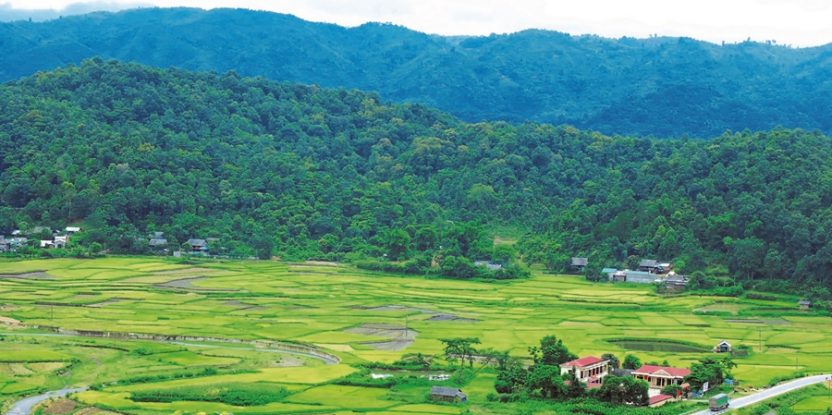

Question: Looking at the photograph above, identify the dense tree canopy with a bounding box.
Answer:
[1,60,831,290]
[1,8,831,137]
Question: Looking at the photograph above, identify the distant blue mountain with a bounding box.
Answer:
[1,7,830,137]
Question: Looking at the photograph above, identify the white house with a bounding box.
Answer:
[560,356,610,388]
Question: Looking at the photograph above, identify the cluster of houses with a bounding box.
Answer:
[147,232,212,256]
[429,347,740,407]
[0,226,81,252]
[571,257,688,292]
[559,355,693,408]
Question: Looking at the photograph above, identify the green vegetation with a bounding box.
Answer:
[738,384,832,415]
[0,257,831,414]
[130,382,289,406]
[608,338,710,353]
[2,60,832,295]
[1,8,830,137]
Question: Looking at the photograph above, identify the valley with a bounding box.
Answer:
[1,257,831,414]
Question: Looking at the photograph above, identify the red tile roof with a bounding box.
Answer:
[562,356,605,368]
[633,364,691,378]
[649,394,674,405]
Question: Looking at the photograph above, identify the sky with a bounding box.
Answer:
[1,0,830,47]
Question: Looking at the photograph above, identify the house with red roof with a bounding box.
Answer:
[560,356,610,388]
[648,393,675,407]
[632,364,691,389]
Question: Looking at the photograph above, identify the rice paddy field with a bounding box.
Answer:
[1,257,831,414]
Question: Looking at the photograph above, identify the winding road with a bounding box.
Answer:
[688,374,832,414]
[3,387,86,415]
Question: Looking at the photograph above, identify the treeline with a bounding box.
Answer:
[1,60,832,290]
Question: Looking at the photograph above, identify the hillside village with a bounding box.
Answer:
[0,226,81,253]
[571,257,689,292]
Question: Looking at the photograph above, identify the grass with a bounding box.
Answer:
[1,257,832,415]
[737,383,832,415]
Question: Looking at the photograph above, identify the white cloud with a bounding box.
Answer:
[2,0,830,47]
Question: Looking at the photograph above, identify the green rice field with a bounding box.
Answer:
[1,257,832,414]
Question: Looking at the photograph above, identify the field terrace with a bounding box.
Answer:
[1,257,831,414]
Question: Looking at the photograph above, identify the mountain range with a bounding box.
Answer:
[1,7,831,137]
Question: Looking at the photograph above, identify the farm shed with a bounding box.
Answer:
[430,386,467,402]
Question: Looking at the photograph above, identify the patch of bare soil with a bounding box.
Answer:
[0,271,54,280]
[273,356,304,367]
[42,398,76,415]
[0,315,23,328]
[346,323,418,351]
[426,314,480,323]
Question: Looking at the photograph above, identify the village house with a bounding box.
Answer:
[632,365,691,389]
[604,268,662,284]
[560,356,610,388]
[799,300,812,310]
[601,267,618,280]
[39,240,54,248]
[148,232,168,251]
[638,260,672,274]
[53,235,68,249]
[0,236,9,252]
[65,226,81,233]
[638,259,658,272]
[714,340,732,353]
[570,257,588,272]
[624,270,660,284]
[7,237,28,251]
[186,238,209,255]
[430,386,467,403]
[662,273,688,292]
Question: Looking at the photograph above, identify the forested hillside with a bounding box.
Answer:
[1,60,832,291]
[1,8,831,137]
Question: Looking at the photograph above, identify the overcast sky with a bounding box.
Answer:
[1,0,830,47]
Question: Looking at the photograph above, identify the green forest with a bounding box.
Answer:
[1,60,832,294]
[1,7,831,137]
